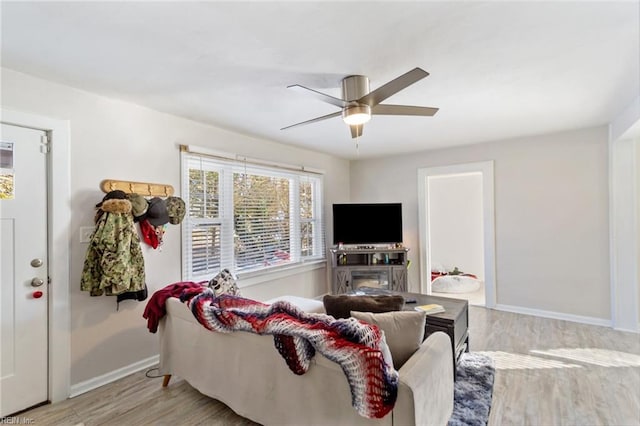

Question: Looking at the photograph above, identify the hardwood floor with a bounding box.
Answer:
[16,307,640,426]
[473,307,640,426]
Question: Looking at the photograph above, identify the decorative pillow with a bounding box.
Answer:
[322,294,405,319]
[350,310,426,369]
[208,268,241,296]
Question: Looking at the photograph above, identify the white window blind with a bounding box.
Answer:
[182,152,324,281]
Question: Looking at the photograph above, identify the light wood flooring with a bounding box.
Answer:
[16,307,640,426]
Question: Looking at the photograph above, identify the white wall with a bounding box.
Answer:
[351,127,610,320]
[428,173,484,279]
[610,137,639,331]
[1,68,349,386]
[637,138,640,326]
[610,96,640,331]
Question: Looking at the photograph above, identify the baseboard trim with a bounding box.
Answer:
[494,304,612,328]
[69,354,159,398]
[612,323,640,333]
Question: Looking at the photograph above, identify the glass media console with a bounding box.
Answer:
[329,247,409,294]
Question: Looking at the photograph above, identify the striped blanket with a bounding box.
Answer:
[182,288,399,419]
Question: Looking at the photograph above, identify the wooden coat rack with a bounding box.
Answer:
[100,179,175,197]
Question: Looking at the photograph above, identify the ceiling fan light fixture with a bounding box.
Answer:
[283,67,435,139]
[342,104,371,125]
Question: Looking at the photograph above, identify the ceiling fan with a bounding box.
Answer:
[281,67,439,138]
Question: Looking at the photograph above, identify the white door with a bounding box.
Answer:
[0,123,49,416]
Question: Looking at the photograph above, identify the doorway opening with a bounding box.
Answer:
[417,161,496,308]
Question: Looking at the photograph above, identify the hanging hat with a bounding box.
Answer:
[96,190,127,208]
[127,193,148,221]
[165,196,186,225]
[145,197,169,226]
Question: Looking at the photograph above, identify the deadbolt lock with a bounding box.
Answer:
[31,277,45,287]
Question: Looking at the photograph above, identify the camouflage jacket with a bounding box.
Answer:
[81,198,145,296]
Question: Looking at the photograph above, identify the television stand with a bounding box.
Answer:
[329,246,409,294]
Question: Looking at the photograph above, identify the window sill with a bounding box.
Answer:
[237,259,327,288]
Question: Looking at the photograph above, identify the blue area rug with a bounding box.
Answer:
[448,352,495,426]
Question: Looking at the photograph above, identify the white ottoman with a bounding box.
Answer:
[264,295,325,313]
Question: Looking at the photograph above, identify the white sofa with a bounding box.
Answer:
[159,297,454,426]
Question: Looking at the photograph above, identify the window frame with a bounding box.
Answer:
[181,151,325,284]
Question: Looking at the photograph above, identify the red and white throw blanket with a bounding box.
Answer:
[183,288,399,419]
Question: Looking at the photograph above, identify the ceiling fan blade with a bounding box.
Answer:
[349,124,363,139]
[287,84,348,108]
[281,111,342,130]
[372,104,439,116]
[358,67,429,107]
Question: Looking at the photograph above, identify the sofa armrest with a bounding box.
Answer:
[263,295,325,313]
[393,331,454,426]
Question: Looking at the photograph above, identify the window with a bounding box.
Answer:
[182,152,324,281]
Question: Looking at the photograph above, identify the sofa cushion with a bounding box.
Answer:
[351,310,426,369]
[322,294,405,319]
[263,295,325,313]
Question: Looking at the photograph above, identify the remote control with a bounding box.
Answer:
[405,298,417,304]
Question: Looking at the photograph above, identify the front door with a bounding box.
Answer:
[0,123,49,416]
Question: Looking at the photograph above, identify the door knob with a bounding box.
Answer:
[31,277,44,287]
[31,258,44,267]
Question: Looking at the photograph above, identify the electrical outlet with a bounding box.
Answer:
[79,226,94,243]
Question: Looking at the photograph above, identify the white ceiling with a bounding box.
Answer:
[2,1,638,159]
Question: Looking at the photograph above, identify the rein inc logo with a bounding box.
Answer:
[0,418,34,425]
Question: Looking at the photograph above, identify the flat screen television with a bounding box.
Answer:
[332,203,403,245]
